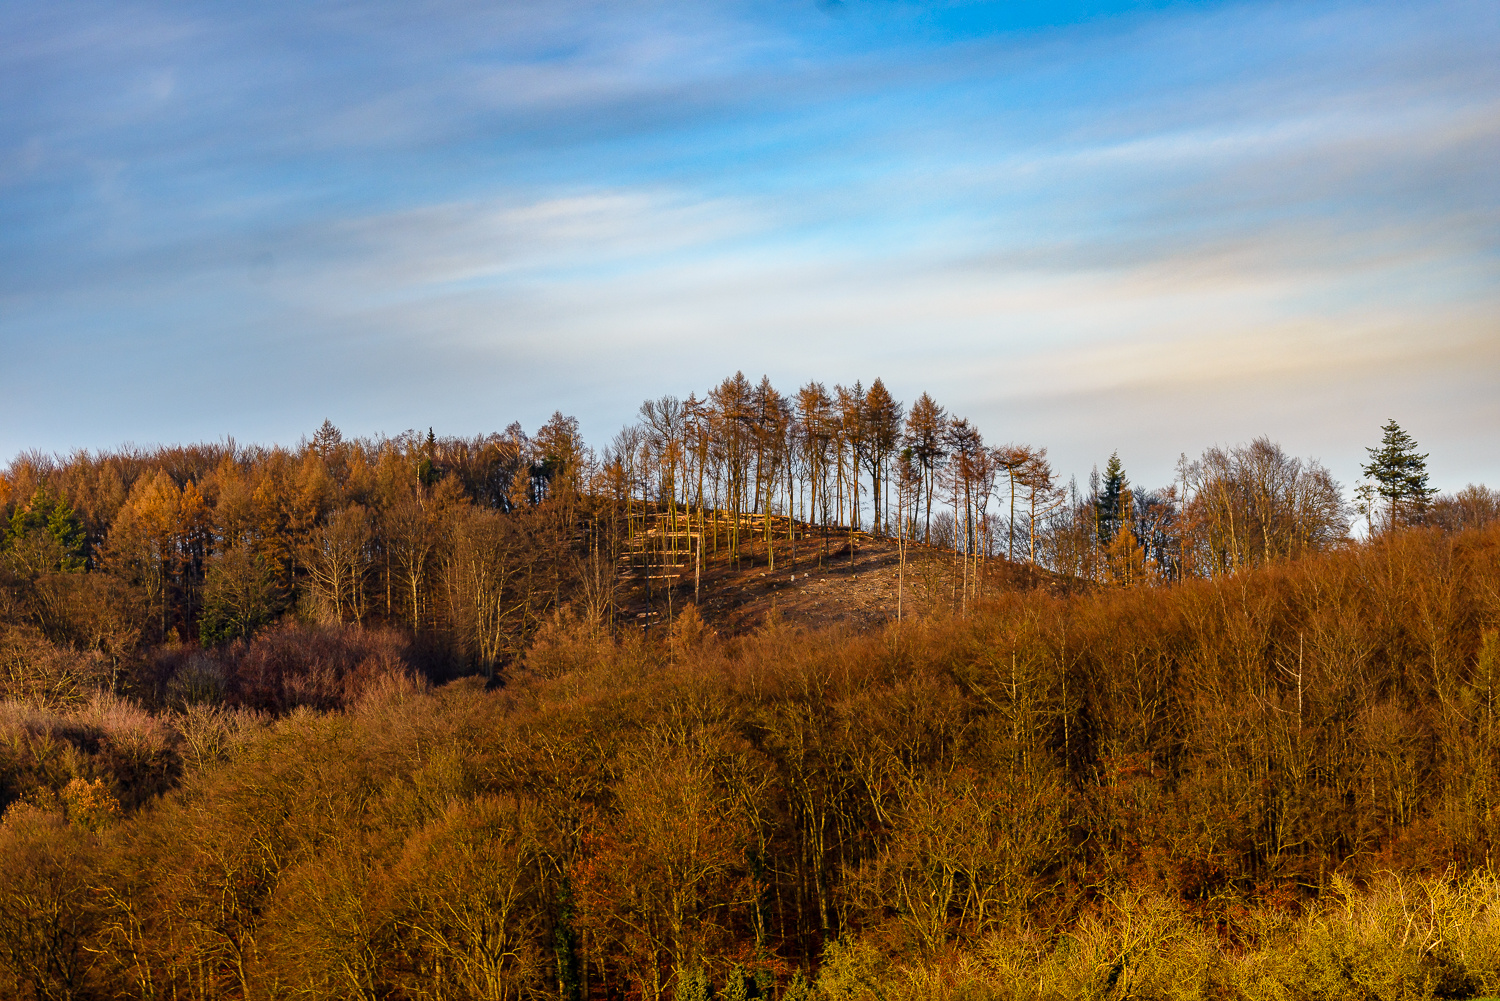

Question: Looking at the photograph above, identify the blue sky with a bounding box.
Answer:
[2,0,1497,494]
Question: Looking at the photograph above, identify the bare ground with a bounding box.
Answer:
[618,530,1081,636]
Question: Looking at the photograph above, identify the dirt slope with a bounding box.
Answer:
[618,530,1078,635]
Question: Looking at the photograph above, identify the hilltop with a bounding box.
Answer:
[615,525,1083,636]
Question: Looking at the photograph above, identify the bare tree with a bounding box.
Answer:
[994,446,1033,563]
[1182,437,1347,574]
[1018,450,1060,566]
[301,506,373,624]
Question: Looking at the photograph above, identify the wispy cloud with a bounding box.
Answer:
[1,0,1496,491]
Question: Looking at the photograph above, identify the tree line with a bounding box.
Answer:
[0,416,613,688]
[605,375,1491,587]
[3,378,1497,705]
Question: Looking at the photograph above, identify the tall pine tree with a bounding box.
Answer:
[1361,419,1434,531]
[1097,452,1127,544]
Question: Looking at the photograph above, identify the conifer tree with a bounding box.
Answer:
[1096,452,1127,544]
[418,427,440,487]
[312,419,343,455]
[862,378,903,536]
[4,488,87,574]
[903,393,947,544]
[1361,420,1435,531]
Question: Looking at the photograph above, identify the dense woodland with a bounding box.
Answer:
[2,375,1500,1000]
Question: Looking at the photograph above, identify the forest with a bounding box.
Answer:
[2,372,1500,1000]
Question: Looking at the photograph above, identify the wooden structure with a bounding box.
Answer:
[620,510,702,597]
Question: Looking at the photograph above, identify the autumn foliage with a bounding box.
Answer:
[1,400,1499,999]
[0,510,1492,997]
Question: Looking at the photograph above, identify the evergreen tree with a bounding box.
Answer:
[1097,452,1127,544]
[418,427,440,487]
[1361,420,1434,531]
[4,488,86,573]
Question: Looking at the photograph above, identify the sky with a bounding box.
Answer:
[2,0,1497,495]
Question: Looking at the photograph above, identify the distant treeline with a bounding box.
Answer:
[1,414,609,690]
[0,523,1498,999]
[4,375,1497,703]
